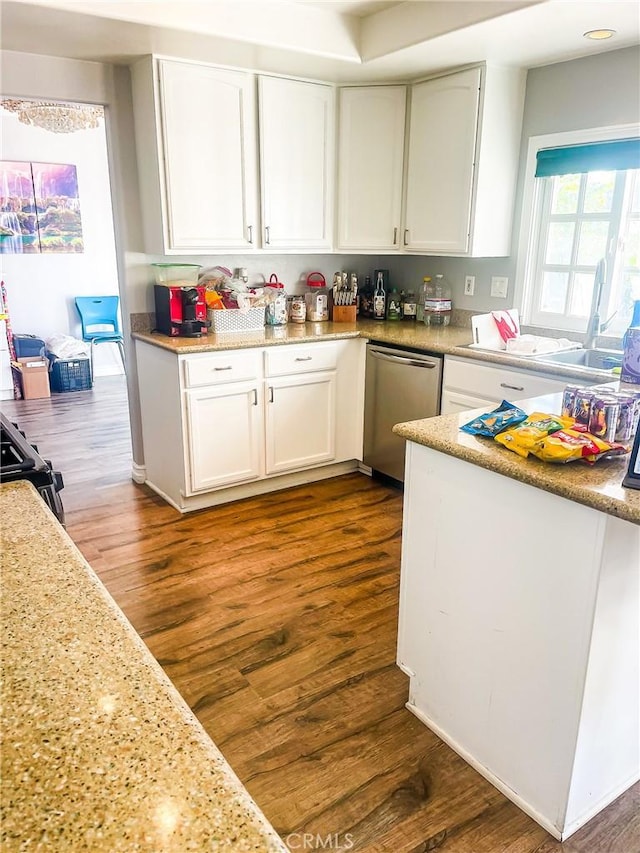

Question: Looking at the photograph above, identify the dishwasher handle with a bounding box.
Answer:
[369,349,438,369]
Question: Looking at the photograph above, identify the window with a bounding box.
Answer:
[518,128,640,339]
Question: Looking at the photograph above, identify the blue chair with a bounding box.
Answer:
[75,296,125,378]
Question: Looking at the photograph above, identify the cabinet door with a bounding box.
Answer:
[185,383,262,492]
[404,67,481,254]
[265,371,336,474]
[259,76,334,249]
[337,86,406,251]
[159,60,258,251]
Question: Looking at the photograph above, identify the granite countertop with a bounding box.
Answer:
[1,481,287,853]
[132,320,619,384]
[394,392,640,526]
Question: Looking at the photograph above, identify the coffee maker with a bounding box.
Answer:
[154,284,209,337]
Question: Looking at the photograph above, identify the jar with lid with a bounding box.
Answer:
[288,294,306,324]
[423,274,452,326]
[264,273,288,326]
[305,272,329,322]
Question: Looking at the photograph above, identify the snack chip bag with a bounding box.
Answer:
[494,412,574,458]
[460,400,527,437]
[532,428,627,464]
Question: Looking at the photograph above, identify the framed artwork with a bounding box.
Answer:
[0,161,84,254]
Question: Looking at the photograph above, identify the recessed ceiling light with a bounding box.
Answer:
[584,29,617,40]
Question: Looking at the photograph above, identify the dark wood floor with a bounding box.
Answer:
[2,377,638,852]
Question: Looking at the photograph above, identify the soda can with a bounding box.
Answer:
[573,388,595,426]
[613,395,636,443]
[588,395,621,443]
[561,384,581,418]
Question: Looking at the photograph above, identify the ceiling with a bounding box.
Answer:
[0,0,638,83]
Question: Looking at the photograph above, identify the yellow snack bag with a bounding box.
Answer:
[494,412,575,458]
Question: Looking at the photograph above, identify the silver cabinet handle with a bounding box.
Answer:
[252,389,258,406]
[248,225,253,244]
[268,386,274,403]
[265,225,271,245]
[295,356,312,362]
[213,366,233,371]
[393,227,398,246]
[403,228,409,246]
[500,382,524,391]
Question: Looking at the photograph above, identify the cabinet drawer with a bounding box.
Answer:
[182,350,261,388]
[443,356,572,403]
[264,342,338,377]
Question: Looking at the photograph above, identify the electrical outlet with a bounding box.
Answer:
[464,275,475,296]
[491,276,509,298]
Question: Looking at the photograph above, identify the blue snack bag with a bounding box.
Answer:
[460,400,528,437]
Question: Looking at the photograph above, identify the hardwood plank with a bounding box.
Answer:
[3,375,638,853]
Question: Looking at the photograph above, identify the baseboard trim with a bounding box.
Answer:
[406,701,563,841]
[131,463,146,484]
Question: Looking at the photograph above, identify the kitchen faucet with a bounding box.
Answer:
[584,258,616,349]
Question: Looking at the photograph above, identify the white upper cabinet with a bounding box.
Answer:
[258,76,335,250]
[403,65,525,257]
[131,58,259,254]
[336,86,406,252]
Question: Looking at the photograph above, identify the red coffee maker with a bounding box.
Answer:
[154,284,209,337]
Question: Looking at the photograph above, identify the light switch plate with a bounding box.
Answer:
[491,276,509,298]
[464,275,475,296]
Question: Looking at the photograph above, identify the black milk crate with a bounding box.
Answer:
[49,357,92,393]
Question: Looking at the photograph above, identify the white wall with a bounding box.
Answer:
[0,110,123,376]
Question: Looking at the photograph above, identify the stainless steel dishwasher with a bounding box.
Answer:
[363,343,443,483]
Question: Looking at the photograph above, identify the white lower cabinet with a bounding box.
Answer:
[185,382,262,492]
[441,355,586,414]
[135,338,364,512]
[265,371,336,474]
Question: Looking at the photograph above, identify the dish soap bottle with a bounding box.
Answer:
[373,271,386,320]
[423,274,452,326]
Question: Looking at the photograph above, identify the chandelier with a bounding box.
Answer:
[0,99,103,134]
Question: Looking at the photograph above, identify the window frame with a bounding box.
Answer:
[514,123,640,340]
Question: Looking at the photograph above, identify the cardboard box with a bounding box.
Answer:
[12,357,50,399]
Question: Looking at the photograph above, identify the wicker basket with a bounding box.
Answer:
[208,307,265,333]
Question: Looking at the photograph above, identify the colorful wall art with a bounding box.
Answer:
[0,161,84,254]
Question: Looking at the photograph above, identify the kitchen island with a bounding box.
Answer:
[1,481,287,853]
[393,394,639,841]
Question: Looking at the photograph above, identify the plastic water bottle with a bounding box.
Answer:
[423,274,452,326]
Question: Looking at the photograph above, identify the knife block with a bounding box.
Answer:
[332,305,357,323]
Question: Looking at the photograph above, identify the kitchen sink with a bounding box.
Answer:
[534,348,623,370]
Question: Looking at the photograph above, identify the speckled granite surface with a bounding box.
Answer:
[394,393,640,526]
[0,481,287,853]
[132,320,619,384]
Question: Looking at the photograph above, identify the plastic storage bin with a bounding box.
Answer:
[49,357,93,392]
[151,263,202,286]
[13,334,46,358]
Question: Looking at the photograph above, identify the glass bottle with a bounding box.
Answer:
[402,290,417,321]
[373,271,386,320]
[386,286,402,321]
[361,276,373,317]
[423,274,452,326]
